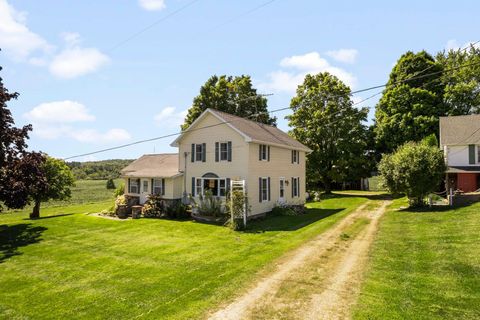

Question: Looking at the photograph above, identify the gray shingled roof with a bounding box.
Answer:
[440,114,480,146]
[120,154,181,178]
[209,109,311,152]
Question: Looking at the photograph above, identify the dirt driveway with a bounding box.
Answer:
[209,196,391,320]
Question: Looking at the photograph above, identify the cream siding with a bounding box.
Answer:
[178,112,250,199]
[246,143,306,216]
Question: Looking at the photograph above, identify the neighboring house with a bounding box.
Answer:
[121,108,311,217]
[440,114,480,193]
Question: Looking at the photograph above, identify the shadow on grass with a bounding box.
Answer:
[0,223,47,263]
[320,192,397,201]
[245,208,344,233]
[23,213,74,220]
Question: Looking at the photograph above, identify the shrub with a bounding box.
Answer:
[113,183,125,197]
[114,195,127,211]
[309,190,322,202]
[379,139,446,207]
[165,201,189,219]
[142,194,164,218]
[192,190,224,217]
[272,202,305,216]
[106,178,116,189]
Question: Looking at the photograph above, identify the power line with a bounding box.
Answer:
[64,56,480,160]
[107,0,201,52]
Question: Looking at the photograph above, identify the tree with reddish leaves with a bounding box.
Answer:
[0,61,47,216]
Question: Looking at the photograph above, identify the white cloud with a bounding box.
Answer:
[25,100,95,123]
[0,0,52,61]
[259,51,357,93]
[25,100,131,144]
[49,34,109,78]
[139,0,166,11]
[154,106,187,128]
[326,49,358,64]
[70,128,131,143]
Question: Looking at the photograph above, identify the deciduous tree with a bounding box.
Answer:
[182,75,276,130]
[288,72,369,193]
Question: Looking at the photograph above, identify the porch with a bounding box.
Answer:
[446,166,480,193]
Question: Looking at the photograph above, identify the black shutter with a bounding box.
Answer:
[267,177,271,201]
[215,142,219,162]
[297,151,300,164]
[161,178,165,195]
[192,177,195,196]
[226,178,231,194]
[291,177,294,198]
[267,146,270,161]
[151,178,154,194]
[259,144,262,160]
[202,143,206,162]
[469,144,475,164]
[227,141,232,162]
[297,177,300,197]
[259,177,262,203]
[128,178,131,193]
[291,150,294,164]
[191,144,195,162]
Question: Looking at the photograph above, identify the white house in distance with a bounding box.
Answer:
[121,108,311,217]
[440,114,480,193]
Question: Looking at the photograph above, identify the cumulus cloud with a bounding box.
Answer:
[139,0,166,11]
[0,0,52,61]
[154,106,187,128]
[259,51,357,93]
[70,128,131,143]
[326,49,358,64]
[24,100,131,144]
[49,33,109,79]
[24,100,95,123]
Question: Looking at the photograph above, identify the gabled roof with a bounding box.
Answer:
[171,108,311,152]
[440,114,480,146]
[120,154,181,178]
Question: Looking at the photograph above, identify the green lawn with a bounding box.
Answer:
[0,193,369,319]
[354,198,480,319]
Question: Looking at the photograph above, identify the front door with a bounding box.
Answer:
[140,179,150,204]
[279,178,285,203]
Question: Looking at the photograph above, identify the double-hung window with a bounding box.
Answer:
[292,177,300,197]
[220,142,228,161]
[129,179,139,194]
[259,144,269,161]
[219,179,226,196]
[292,150,299,164]
[195,178,202,196]
[153,179,163,194]
[259,177,270,202]
[195,144,203,162]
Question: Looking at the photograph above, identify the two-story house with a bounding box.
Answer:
[440,114,480,193]
[121,108,311,217]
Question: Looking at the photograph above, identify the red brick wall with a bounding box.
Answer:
[457,173,478,193]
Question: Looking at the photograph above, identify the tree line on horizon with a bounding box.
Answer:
[2,45,480,217]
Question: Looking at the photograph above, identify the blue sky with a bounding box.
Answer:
[1,0,478,161]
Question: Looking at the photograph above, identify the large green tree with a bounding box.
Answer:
[0,62,46,211]
[374,51,446,153]
[182,75,276,130]
[288,72,369,193]
[437,45,480,115]
[29,156,75,219]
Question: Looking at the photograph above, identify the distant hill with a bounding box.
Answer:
[67,159,134,180]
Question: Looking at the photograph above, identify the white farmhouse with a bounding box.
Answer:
[440,114,480,193]
[121,108,311,217]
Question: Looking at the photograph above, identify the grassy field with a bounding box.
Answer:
[353,198,480,319]
[0,193,370,319]
[6,179,123,212]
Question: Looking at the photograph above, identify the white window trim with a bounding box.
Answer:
[195,144,203,162]
[292,177,300,197]
[153,179,163,195]
[194,177,228,197]
[129,179,139,194]
[279,177,285,200]
[260,144,268,161]
[219,141,229,161]
[260,177,269,201]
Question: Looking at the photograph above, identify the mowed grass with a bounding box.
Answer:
[0,193,369,319]
[6,179,122,211]
[354,198,480,320]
